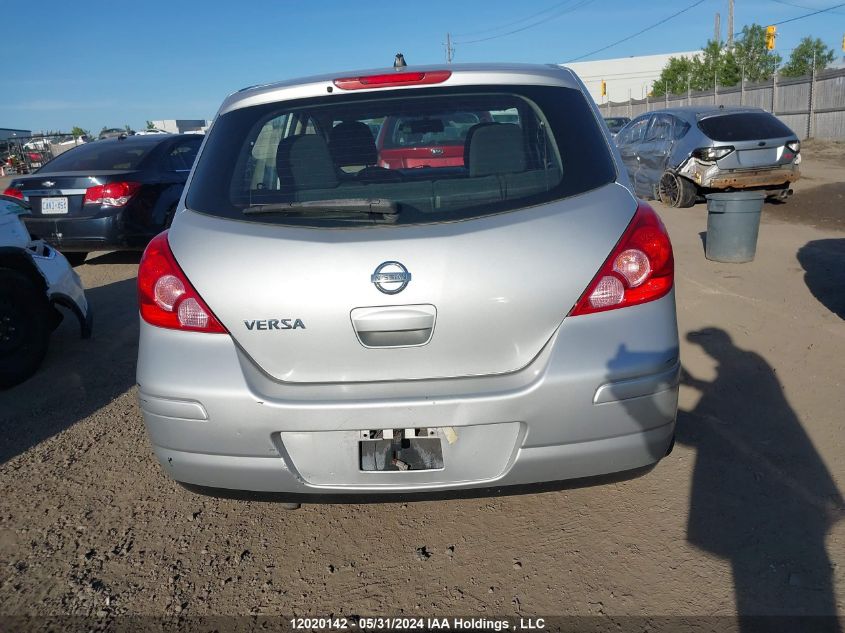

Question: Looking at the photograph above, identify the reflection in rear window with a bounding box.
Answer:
[187,85,616,227]
[698,112,794,142]
[38,142,154,172]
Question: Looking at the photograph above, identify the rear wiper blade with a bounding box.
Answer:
[243,198,399,222]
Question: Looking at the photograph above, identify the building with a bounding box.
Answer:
[0,128,32,141]
[151,119,209,134]
[563,51,701,105]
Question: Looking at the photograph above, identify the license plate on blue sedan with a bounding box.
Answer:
[41,197,68,214]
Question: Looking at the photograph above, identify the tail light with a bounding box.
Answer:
[786,141,800,153]
[84,181,141,206]
[334,70,451,91]
[570,202,674,316]
[2,187,23,200]
[692,146,734,162]
[137,231,227,333]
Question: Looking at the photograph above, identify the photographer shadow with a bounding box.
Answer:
[678,328,843,630]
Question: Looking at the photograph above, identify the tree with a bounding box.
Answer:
[651,56,695,96]
[71,126,89,139]
[145,120,157,130]
[780,36,836,77]
[732,24,781,83]
[652,23,781,96]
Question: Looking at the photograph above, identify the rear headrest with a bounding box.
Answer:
[464,123,526,177]
[276,135,338,191]
[328,121,378,167]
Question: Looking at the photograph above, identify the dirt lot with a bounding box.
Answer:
[0,146,843,630]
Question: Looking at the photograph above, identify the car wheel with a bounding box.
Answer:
[659,172,697,208]
[0,269,52,389]
[63,252,89,267]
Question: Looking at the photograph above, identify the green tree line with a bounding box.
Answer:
[651,26,836,97]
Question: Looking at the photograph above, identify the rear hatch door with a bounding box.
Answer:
[698,111,798,170]
[172,183,636,383]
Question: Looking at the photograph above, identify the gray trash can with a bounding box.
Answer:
[705,191,766,263]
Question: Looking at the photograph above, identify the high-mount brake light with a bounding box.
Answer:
[570,201,674,316]
[333,70,451,91]
[137,231,227,333]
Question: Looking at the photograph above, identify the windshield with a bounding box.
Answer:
[38,141,154,172]
[604,117,629,132]
[186,85,615,227]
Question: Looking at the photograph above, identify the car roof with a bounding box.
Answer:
[220,63,581,115]
[642,105,767,121]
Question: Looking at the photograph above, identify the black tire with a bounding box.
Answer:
[0,269,51,389]
[63,252,88,267]
[659,172,697,208]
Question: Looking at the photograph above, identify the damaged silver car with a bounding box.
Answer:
[615,106,800,208]
[0,194,91,388]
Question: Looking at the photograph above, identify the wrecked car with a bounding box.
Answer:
[0,194,91,388]
[614,106,800,208]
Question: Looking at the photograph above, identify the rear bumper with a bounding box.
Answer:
[137,291,680,497]
[679,159,799,190]
[23,212,129,251]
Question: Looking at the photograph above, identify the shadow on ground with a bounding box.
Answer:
[0,277,138,464]
[797,239,845,319]
[678,328,843,630]
[84,251,143,266]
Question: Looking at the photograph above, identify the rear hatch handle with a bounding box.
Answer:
[351,304,436,348]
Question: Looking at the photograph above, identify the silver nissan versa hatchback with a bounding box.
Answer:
[136,63,680,502]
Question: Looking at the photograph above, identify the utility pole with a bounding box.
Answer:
[727,0,734,48]
[445,32,454,64]
[714,12,721,44]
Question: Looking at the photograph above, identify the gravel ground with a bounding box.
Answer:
[0,149,843,628]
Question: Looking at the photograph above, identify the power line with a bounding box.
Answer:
[566,0,707,63]
[768,0,845,16]
[730,1,845,37]
[771,1,845,24]
[452,0,581,38]
[454,0,596,45]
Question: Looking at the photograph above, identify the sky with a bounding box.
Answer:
[2,0,843,133]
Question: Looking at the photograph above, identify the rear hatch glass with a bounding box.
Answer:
[186,85,615,227]
[697,112,794,142]
[38,141,154,172]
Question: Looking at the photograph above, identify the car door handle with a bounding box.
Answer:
[351,304,436,348]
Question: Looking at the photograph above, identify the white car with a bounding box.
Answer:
[135,129,171,135]
[0,194,92,388]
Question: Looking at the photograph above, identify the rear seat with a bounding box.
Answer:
[272,128,559,214]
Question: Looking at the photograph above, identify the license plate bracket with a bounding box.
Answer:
[360,436,444,472]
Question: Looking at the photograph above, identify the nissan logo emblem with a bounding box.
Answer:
[371,261,412,294]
